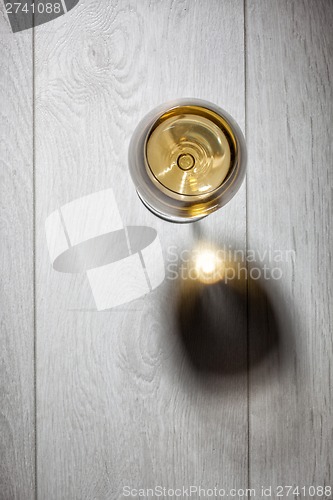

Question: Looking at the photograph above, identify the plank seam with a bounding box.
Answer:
[60,0,68,14]
[243,0,251,493]
[33,12,38,500]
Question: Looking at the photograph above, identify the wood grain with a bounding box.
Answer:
[247,0,333,492]
[34,0,246,498]
[1,0,332,497]
[0,3,35,499]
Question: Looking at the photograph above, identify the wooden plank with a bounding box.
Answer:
[0,4,35,500]
[35,0,247,498]
[247,0,333,492]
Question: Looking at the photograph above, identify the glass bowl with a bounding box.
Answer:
[128,98,246,223]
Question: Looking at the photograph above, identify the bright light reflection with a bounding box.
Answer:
[192,245,225,284]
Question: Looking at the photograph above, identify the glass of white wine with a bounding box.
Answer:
[128,98,246,223]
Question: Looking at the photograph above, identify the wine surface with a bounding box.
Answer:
[145,105,236,199]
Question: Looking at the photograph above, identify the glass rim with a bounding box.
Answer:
[128,98,247,223]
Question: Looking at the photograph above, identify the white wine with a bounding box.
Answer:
[146,106,235,198]
[129,99,246,222]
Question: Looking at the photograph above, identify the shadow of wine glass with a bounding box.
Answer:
[171,244,294,390]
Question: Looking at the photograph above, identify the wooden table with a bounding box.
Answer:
[1,0,332,498]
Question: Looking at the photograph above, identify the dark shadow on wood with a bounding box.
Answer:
[172,252,294,385]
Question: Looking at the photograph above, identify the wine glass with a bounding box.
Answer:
[128,98,246,223]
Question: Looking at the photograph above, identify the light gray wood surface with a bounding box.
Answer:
[1,0,333,499]
[247,0,333,493]
[35,1,246,499]
[0,4,35,500]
